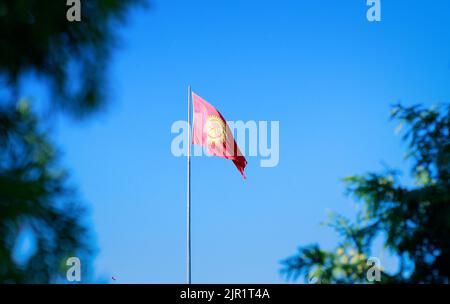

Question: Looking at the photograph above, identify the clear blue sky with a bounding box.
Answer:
[26,0,450,283]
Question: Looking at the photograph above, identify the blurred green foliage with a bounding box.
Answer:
[282,104,450,283]
[0,0,144,118]
[0,100,92,283]
[0,0,144,283]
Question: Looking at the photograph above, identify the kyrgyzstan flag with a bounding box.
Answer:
[192,92,247,179]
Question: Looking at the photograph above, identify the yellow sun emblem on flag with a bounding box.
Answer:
[206,115,226,146]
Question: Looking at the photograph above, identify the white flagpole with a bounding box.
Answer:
[187,85,192,284]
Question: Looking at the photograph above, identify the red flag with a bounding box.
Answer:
[192,92,247,179]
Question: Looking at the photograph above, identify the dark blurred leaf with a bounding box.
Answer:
[0,0,145,119]
[0,0,146,283]
[0,101,92,283]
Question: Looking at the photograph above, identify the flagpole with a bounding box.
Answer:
[187,85,192,284]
